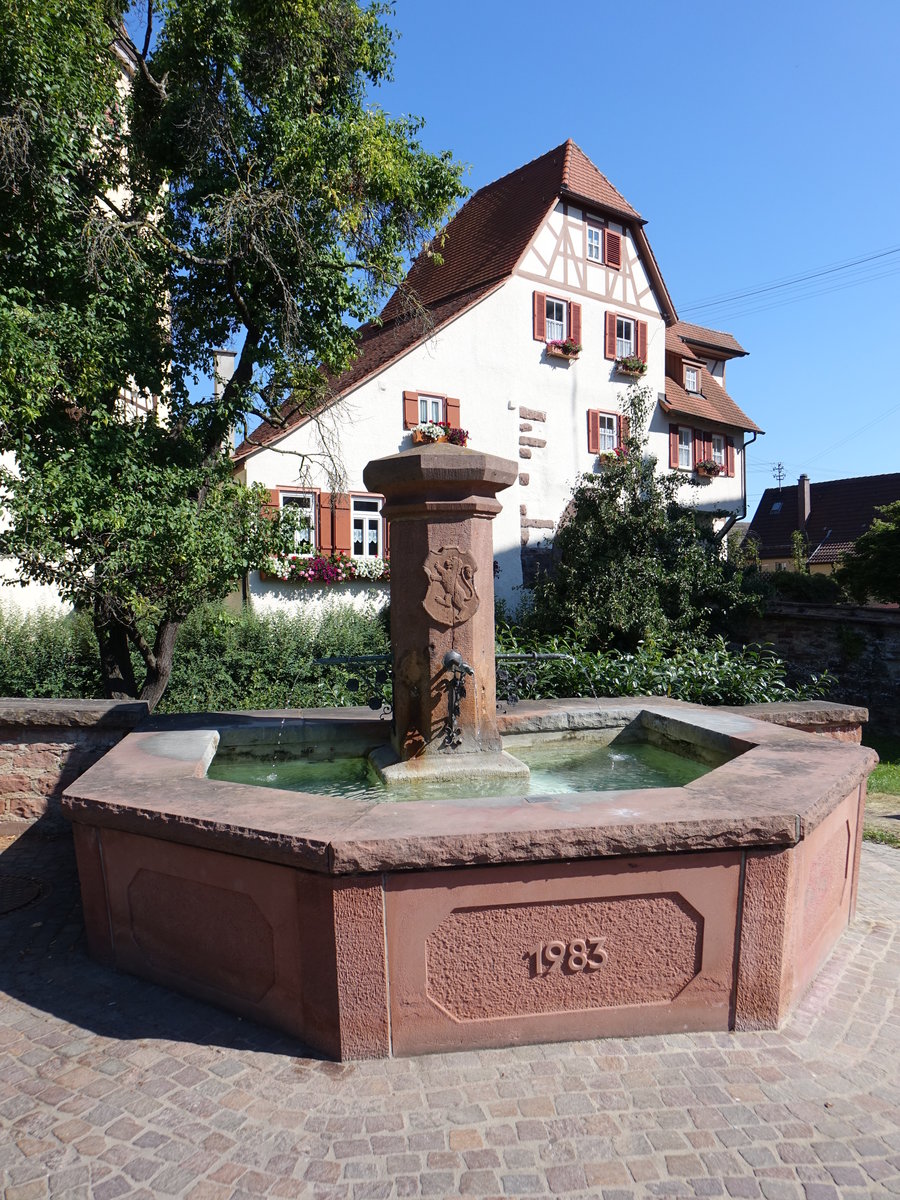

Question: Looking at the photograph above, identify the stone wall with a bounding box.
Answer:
[0,700,148,826]
[737,603,900,734]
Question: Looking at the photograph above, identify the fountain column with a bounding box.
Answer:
[363,442,525,783]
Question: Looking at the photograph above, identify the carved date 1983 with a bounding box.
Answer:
[532,937,608,976]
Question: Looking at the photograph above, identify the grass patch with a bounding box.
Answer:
[863,827,900,849]
[862,733,900,796]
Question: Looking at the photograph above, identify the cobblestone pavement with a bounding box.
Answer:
[1,826,898,1200]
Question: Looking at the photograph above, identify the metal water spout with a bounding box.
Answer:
[443,650,475,749]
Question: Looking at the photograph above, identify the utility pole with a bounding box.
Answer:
[772,462,786,489]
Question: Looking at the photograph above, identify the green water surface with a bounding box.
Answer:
[207,738,710,803]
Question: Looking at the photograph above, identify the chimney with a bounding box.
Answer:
[797,474,811,530]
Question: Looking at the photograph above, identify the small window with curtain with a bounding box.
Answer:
[586,225,603,262]
[352,496,382,559]
[280,491,316,550]
[616,317,634,358]
[545,297,566,341]
[684,365,700,393]
[419,394,444,424]
[678,427,693,470]
[712,434,726,467]
[597,414,617,453]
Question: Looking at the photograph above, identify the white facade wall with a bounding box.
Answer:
[240,202,749,612]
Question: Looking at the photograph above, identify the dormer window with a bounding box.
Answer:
[684,365,700,393]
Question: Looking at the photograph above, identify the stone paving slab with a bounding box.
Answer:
[0,825,898,1199]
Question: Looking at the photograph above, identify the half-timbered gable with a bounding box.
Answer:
[234,140,762,610]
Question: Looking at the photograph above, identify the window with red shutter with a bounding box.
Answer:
[604,312,617,360]
[636,321,648,362]
[402,391,419,430]
[446,397,461,427]
[588,410,617,455]
[568,302,582,346]
[587,410,600,455]
[669,426,679,469]
[726,437,736,477]
[533,292,547,341]
[317,492,334,554]
[605,231,622,269]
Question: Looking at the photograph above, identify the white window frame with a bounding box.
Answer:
[712,433,726,467]
[419,393,444,424]
[616,316,634,359]
[597,413,617,453]
[280,491,316,549]
[586,225,603,263]
[678,427,693,470]
[684,365,700,393]
[351,495,383,559]
[545,297,567,342]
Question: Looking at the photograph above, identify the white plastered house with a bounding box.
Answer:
[233,140,763,613]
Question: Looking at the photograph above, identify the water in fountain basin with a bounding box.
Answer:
[207,736,710,802]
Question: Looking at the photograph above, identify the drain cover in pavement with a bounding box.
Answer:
[0,874,45,915]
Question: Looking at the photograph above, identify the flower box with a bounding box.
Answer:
[546,338,582,360]
[412,423,469,446]
[261,552,390,586]
[695,459,722,479]
[616,356,647,378]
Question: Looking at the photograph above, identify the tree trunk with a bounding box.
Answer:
[93,599,139,700]
[137,618,180,712]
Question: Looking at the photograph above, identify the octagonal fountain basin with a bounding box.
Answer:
[62,698,876,1061]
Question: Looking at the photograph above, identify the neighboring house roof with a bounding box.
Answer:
[662,325,761,433]
[670,320,747,359]
[235,140,744,460]
[745,473,900,564]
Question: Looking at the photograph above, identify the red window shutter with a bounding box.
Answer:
[266,488,279,515]
[618,414,630,447]
[445,396,461,427]
[317,492,333,554]
[636,321,648,362]
[605,231,622,269]
[726,437,736,477]
[403,390,419,430]
[533,292,547,341]
[693,430,702,468]
[333,493,352,556]
[706,434,714,462]
[587,410,600,454]
[604,312,617,359]
[569,302,582,345]
[669,425,679,469]
[383,511,390,557]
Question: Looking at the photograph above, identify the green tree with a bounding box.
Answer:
[528,385,749,651]
[0,0,465,707]
[837,501,900,606]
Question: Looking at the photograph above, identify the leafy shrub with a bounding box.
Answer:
[496,625,834,706]
[0,606,104,698]
[760,570,845,604]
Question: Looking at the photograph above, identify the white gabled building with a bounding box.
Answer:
[234,140,762,611]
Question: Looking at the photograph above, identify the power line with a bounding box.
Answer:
[685,261,900,324]
[680,243,900,316]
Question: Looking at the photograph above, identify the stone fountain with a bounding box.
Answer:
[62,443,877,1059]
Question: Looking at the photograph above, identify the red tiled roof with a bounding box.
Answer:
[671,320,747,358]
[232,282,502,461]
[237,141,652,461]
[379,140,640,324]
[663,366,762,433]
[746,473,900,563]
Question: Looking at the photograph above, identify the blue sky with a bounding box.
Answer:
[373,0,900,520]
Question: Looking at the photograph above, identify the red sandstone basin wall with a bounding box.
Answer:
[62,698,875,1060]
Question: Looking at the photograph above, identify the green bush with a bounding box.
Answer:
[0,606,104,698]
[496,625,834,707]
[761,570,845,604]
[0,603,832,712]
[157,603,391,712]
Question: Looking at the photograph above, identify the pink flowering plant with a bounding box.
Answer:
[546,337,582,358]
[413,421,469,446]
[264,551,390,585]
[598,445,629,465]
